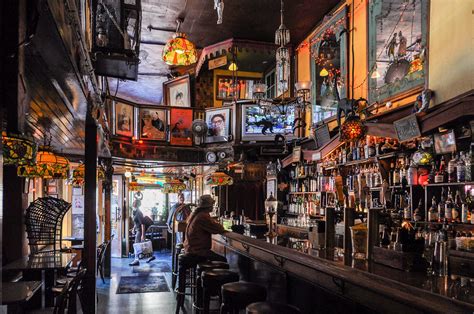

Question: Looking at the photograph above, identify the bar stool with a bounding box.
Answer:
[176,253,202,314]
[220,282,267,314]
[246,302,301,314]
[172,243,184,289]
[201,269,239,314]
[194,261,230,314]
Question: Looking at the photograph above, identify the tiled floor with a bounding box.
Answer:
[97,251,192,314]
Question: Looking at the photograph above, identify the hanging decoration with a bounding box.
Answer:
[128,181,145,192]
[162,19,197,66]
[17,144,70,179]
[214,0,224,24]
[206,171,233,186]
[70,164,106,186]
[163,178,187,194]
[275,0,290,92]
[2,133,37,166]
[339,116,366,142]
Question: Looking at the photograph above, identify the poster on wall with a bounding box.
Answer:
[72,194,84,214]
[368,0,428,102]
[139,107,167,140]
[205,108,231,143]
[169,108,193,146]
[114,102,134,137]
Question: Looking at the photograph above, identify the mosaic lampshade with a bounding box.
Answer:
[162,33,197,66]
[340,117,366,142]
[163,181,187,194]
[2,133,37,165]
[206,171,233,186]
[71,164,106,186]
[17,145,70,179]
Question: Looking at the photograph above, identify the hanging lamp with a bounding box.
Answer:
[2,132,37,166]
[163,178,187,193]
[162,19,197,66]
[206,171,233,186]
[71,163,106,186]
[275,0,290,91]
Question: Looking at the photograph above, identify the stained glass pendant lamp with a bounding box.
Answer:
[162,19,197,66]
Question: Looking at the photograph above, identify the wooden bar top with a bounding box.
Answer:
[213,232,474,314]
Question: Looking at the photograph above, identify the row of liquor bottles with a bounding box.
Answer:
[412,188,474,224]
[431,145,474,183]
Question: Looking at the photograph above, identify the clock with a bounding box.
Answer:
[217,151,226,159]
[206,151,217,163]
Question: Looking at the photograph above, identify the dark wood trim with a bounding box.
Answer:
[214,232,474,314]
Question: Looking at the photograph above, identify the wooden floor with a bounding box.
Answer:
[97,251,193,314]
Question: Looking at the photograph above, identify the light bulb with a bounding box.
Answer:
[319,68,329,77]
[228,62,238,71]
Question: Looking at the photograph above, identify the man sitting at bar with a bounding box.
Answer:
[183,194,226,262]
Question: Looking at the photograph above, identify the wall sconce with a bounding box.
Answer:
[295,80,312,110]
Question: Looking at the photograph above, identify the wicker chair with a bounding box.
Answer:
[24,197,71,254]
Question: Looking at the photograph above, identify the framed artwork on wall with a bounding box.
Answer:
[205,107,231,143]
[163,74,191,107]
[215,76,258,100]
[169,108,193,146]
[139,107,167,141]
[114,102,134,137]
[368,0,429,103]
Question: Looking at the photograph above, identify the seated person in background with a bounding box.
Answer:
[167,193,191,244]
[184,194,226,262]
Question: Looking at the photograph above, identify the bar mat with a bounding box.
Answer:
[132,261,172,273]
[116,275,170,294]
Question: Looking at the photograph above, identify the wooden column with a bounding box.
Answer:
[1,0,29,265]
[344,207,355,266]
[101,158,113,277]
[83,100,97,312]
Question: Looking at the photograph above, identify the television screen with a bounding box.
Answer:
[241,104,295,141]
[434,130,456,154]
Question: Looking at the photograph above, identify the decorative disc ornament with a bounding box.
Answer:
[340,116,366,142]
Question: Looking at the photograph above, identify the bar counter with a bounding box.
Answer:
[212,231,474,314]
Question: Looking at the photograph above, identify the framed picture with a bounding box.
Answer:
[139,107,167,140]
[112,180,119,196]
[205,108,231,143]
[434,130,456,155]
[163,74,191,107]
[114,102,134,137]
[170,108,193,146]
[215,76,258,100]
[368,0,429,102]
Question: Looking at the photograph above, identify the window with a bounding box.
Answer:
[265,70,276,99]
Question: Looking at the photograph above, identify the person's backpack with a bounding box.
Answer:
[143,215,154,231]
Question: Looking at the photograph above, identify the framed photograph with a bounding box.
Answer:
[163,74,191,107]
[170,108,193,146]
[215,76,258,100]
[434,130,456,155]
[114,102,134,137]
[139,107,167,140]
[368,0,429,102]
[112,180,119,196]
[205,108,231,143]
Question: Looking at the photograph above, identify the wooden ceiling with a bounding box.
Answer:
[110,0,341,104]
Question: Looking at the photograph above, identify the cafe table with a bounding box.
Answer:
[2,252,75,308]
[62,236,84,246]
[1,281,42,313]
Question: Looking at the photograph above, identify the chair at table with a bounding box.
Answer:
[97,240,111,283]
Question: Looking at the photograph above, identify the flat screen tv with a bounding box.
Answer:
[434,130,456,154]
[241,104,296,141]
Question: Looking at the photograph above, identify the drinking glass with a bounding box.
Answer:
[423,232,435,275]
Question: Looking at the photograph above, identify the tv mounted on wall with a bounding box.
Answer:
[240,104,296,142]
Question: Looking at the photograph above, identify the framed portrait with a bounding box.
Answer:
[112,180,119,196]
[163,74,191,107]
[368,0,429,102]
[205,108,231,143]
[169,108,193,146]
[114,102,134,137]
[139,107,167,141]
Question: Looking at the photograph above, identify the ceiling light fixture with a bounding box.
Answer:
[275,0,290,91]
[162,19,197,66]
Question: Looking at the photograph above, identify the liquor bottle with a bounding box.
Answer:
[342,145,347,164]
[434,157,446,183]
[369,137,376,157]
[348,142,354,162]
[407,161,418,185]
[445,190,453,222]
[393,161,401,185]
[453,190,462,222]
[461,197,469,224]
[364,136,370,159]
[457,152,466,182]
[389,161,395,186]
[465,143,474,182]
[403,205,411,220]
[448,153,457,183]
[428,196,438,222]
[413,199,423,222]
[438,193,445,222]
[375,137,381,156]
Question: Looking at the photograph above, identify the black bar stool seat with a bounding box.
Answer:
[246,301,301,314]
[201,269,239,313]
[176,253,202,314]
[194,261,230,313]
[220,281,267,313]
